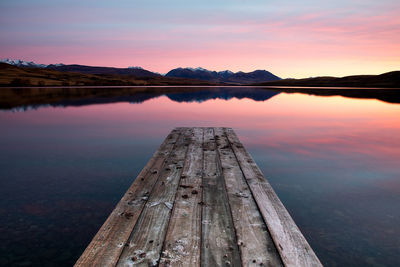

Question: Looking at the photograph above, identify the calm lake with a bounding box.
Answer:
[0,87,399,266]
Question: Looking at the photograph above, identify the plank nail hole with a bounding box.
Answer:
[180,185,193,189]
[191,190,198,194]
[182,194,189,199]
[124,212,133,219]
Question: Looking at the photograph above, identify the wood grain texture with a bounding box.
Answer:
[116,128,192,267]
[75,129,181,267]
[159,128,204,267]
[224,128,322,267]
[201,128,242,267]
[214,128,283,267]
[76,127,322,267]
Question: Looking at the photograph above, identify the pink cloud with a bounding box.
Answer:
[1,3,399,77]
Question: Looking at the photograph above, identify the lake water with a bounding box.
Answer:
[1,87,399,266]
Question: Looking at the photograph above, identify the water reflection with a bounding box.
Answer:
[0,88,399,266]
[1,86,400,112]
[0,87,279,111]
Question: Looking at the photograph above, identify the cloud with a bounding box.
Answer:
[0,0,399,77]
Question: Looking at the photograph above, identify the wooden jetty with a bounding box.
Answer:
[75,127,322,267]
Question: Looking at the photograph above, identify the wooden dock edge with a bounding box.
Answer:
[224,128,322,266]
[75,128,183,266]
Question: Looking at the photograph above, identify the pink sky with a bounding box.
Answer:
[0,0,399,78]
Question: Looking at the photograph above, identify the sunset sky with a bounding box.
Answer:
[0,0,399,78]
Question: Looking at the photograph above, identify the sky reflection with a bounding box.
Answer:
[0,91,399,266]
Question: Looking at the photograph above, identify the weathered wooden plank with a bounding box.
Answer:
[77,127,322,267]
[159,127,204,267]
[116,128,192,267]
[201,127,242,267]
[214,128,283,267]
[224,128,322,267]
[75,128,181,267]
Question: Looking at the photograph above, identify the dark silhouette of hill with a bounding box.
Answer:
[165,68,281,84]
[227,70,281,84]
[46,64,160,78]
[0,63,215,86]
[257,71,400,88]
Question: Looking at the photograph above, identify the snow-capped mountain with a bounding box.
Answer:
[1,58,48,68]
[217,70,234,78]
[0,59,280,84]
[165,67,281,84]
[0,59,158,77]
[0,58,65,68]
[187,67,209,72]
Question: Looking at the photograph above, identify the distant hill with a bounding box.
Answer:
[1,58,161,78]
[0,63,215,86]
[0,58,50,68]
[46,64,160,78]
[257,71,400,88]
[165,67,281,84]
[3,58,398,87]
[1,59,281,84]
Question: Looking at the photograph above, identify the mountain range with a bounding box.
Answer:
[1,58,399,88]
[0,58,50,68]
[0,59,281,85]
[165,67,281,84]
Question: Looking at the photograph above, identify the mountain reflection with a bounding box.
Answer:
[166,87,280,102]
[1,86,399,111]
[0,87,280,111]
